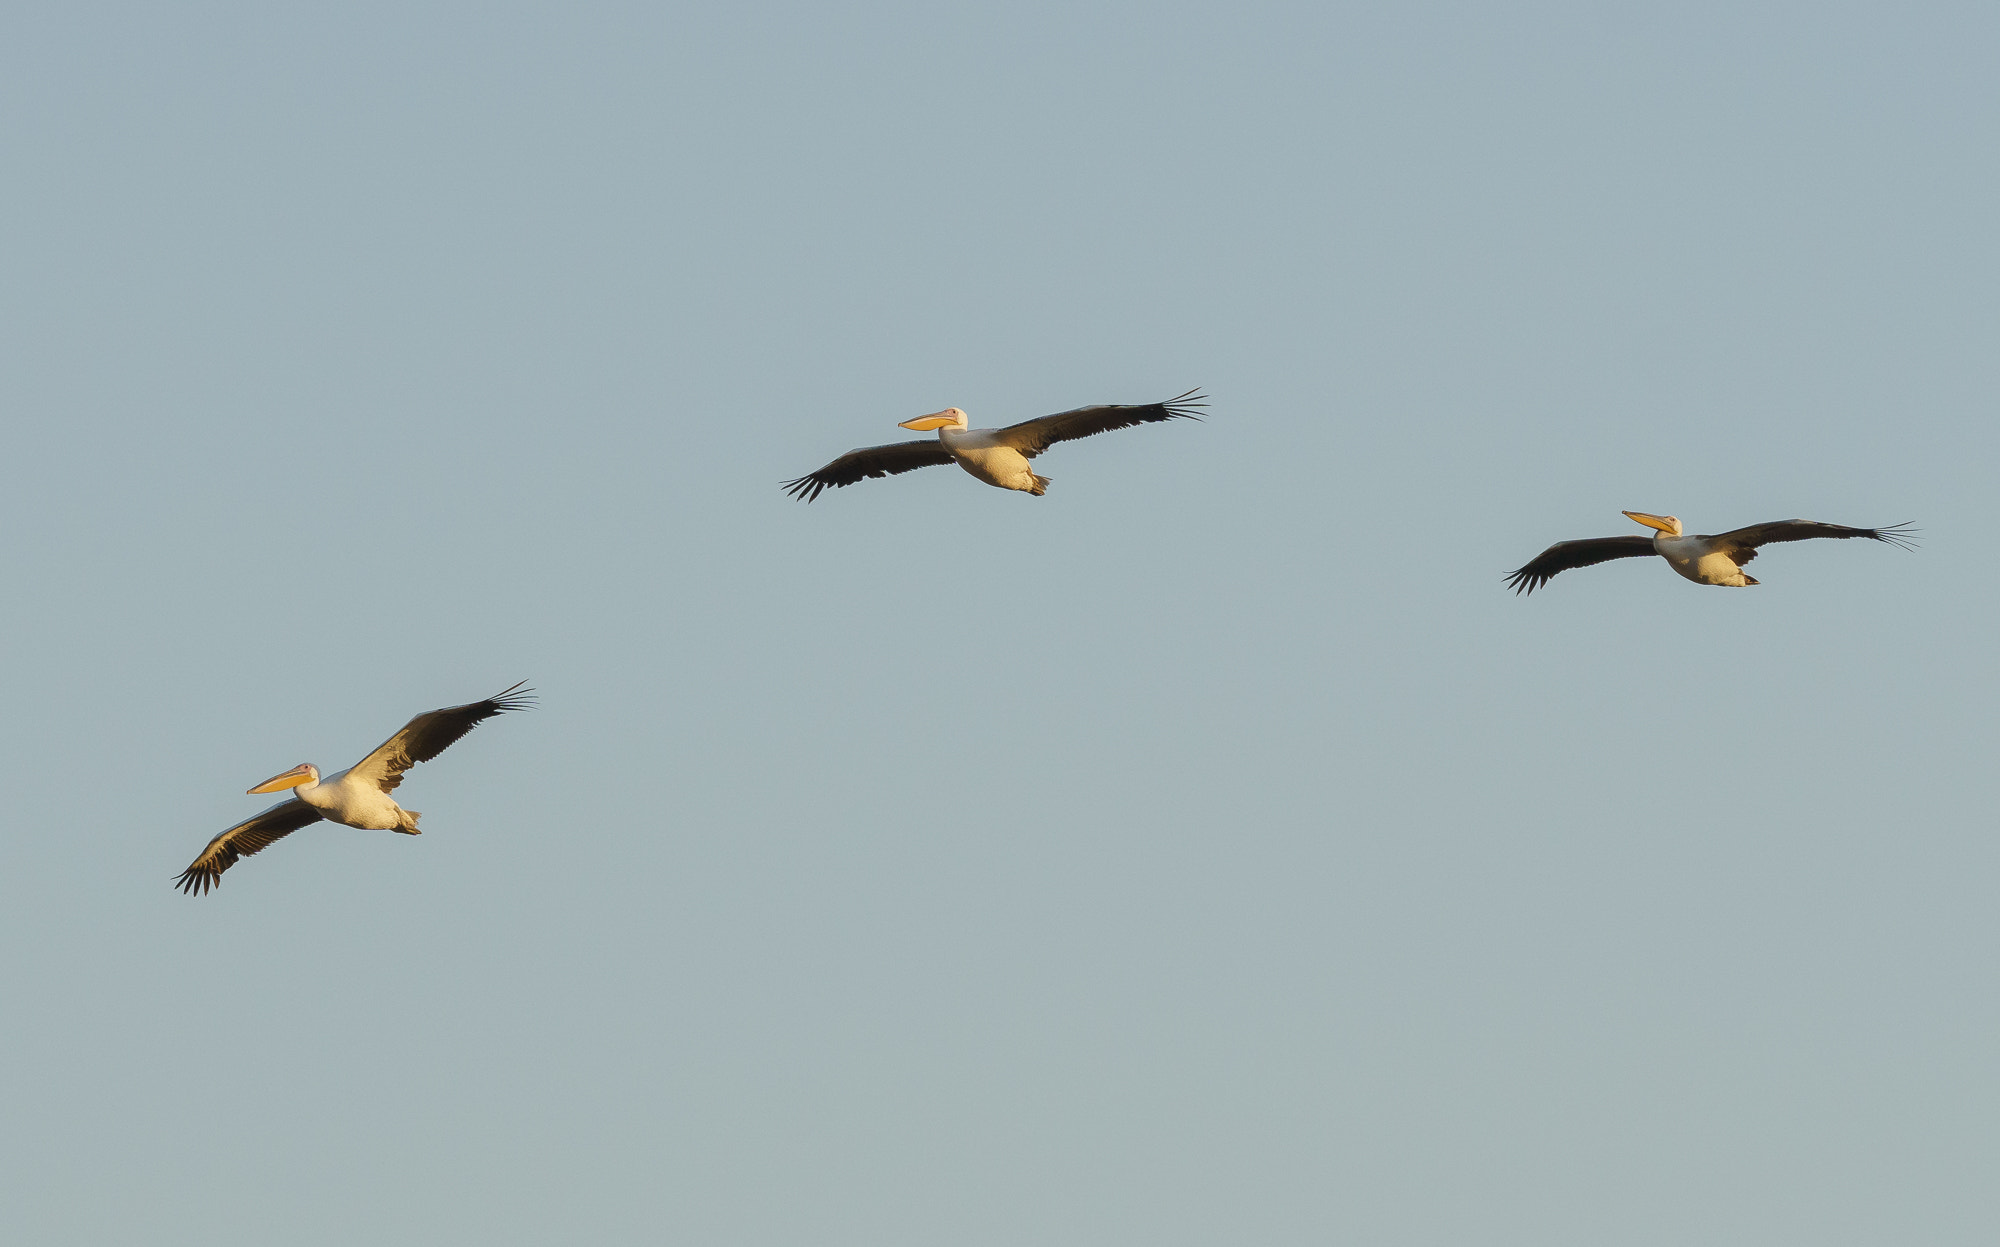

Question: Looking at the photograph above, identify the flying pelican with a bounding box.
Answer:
[174,682,534,896]
[1506,513,1917,595]
[783,389,1204,501]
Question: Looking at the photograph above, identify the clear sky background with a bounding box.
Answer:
[2,2,1995,1243]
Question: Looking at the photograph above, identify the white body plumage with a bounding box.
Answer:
[293,767,420,832]
[1652,533,1758,587]
[937,425,1047,494]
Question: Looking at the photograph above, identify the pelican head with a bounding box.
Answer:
[898,407,968,432]
[1623,510,1683,537]
[247,762,319,795]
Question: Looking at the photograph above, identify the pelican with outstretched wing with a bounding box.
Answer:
[175,682,534,895]
[1507,513,1917,595]
[783,390,1204,501]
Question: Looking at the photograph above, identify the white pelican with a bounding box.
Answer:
[175,682,534,895]
[1507,512,1917,595]
[783,390,1204,501]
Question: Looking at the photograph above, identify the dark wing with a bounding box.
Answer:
[1505,535,1658,595]
[1702,519,1919,556]
[782,440,955,502]
[348,681,536,795]
[990,389,1205,458]
[175,798,324,896]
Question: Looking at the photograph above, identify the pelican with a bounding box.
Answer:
[783,389,1204,501]
[1506,513,1917,595]
[174,682,534,895]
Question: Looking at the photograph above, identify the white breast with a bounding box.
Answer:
[941,429,1039,491]
[1655,535,1751,586]
[299,769,406,830]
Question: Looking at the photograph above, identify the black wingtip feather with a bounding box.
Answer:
[1161,388,1208,421]
[1871,522,1920,552]
[487,681,538,714]
[780,476,815,501]
[782,474,830,502]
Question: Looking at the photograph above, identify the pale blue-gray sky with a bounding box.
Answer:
[3,2,1996,1243]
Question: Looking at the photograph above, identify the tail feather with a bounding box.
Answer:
[1029,474,1050,496]
[396,809,422,835]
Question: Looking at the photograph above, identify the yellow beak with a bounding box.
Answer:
[247,764,315,795]
[1622,510,1677,535]
[898,411,958,431]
